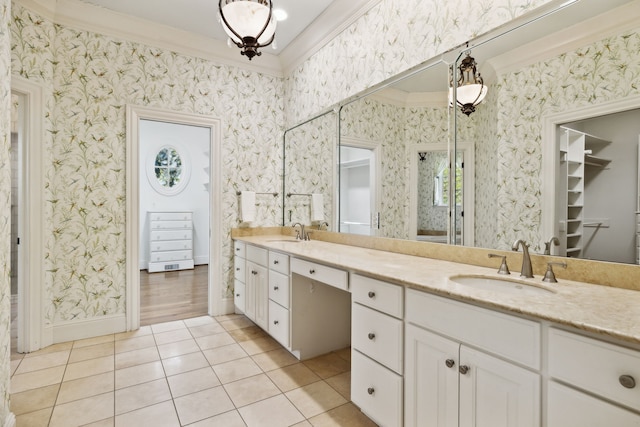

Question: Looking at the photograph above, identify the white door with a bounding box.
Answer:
[405,325,459,427]
[459,346,540,427]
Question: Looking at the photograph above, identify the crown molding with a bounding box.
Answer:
[488,0,640,77]
[16,0,284,77]
[369,88,448,108]
[279,0,382,76]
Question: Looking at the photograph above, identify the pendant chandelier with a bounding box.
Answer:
[449,52,488,116]
[218,0,277,60]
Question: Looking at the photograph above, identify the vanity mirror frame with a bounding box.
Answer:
[282,0,640,265]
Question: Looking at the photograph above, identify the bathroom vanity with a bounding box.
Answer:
[232,234,640,427]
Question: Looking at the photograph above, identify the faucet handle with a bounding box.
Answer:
[542,262,567,283]
[488,254,510,275]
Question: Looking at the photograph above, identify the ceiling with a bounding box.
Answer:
[80,0,337,55]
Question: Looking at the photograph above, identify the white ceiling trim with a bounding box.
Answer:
[369,88,448,108]
[279,0,382,76]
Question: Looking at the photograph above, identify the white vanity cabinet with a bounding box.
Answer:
[351,274,404,427]
[268,251,290,347]
[405,289,541,427]
[547,328,640,426]
[233,241,246,313]
[245,245,269,330]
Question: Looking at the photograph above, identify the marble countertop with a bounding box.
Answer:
[235,235,640,347]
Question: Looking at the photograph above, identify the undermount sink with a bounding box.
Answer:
[449,275,556,296]
[266,239,301,243]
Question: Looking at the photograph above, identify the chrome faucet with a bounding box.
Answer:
[544,236,560,255]
[292,223,309,240]
[512,239,534,278]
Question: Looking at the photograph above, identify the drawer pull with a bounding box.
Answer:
[236,247,240,251]
[309,269,316,274]
[445,359,455,368]
[619,375,636,389]
[273,320,279,325]
[236,267,240,271]
[367,333,376,340]
[251,270,258,275]
[459,365,470,375]
[367,387,375,395]
[235,293,240,297]
[273,286,279,291]
[368,291,375,298]
[273,260,279,265]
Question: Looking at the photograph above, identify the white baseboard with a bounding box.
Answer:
[5,412,16,427]
[52,314,126,343]
[194,256,208,265]
[220,297,235,316]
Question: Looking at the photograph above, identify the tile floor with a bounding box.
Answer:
[9,314,378,427]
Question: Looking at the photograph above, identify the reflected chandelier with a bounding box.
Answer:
[218,0,277,60]
[449,52,488,116]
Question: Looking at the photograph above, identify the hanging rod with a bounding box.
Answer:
[236,191,279,197]
[286,193,311,197]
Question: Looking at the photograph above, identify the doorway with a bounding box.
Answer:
[126,106,222,331]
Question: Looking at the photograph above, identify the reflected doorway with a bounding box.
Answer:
[339,139,380,236]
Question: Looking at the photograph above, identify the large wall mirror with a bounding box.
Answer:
[283,0,640,265]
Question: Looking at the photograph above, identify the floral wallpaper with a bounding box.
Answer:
[1,0,11,422]
[11,3,284,322]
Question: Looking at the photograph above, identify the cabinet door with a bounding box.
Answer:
[404,325,458,427]
[234,280,245,313]
[459,346,540,427]
[547,381,640,427]
[245,260,259,322]
[251,262,269,330]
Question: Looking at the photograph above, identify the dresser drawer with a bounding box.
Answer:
[150,220,192,230]
[269,270,290,309]
[149,240,192,252]
[352,349,403,427]
[150,229,193,241]
[352,274,403,318]
[234,241,246,258]
[548,328,640,412]
[149,250,193,263]
[269,251,290,275]
[352,303,403,374]
[234,257,246,282]
[268,300,290,348]
[406,289,541,369]
[246,245,268,266]
[291,258,348,291]
[149,211,192,221]
[234,280,246,313]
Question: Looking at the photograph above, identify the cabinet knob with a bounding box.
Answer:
[367,387,375,395]
[236,247,240,251]
[309,269,316,274]
[368,291,375,298]
[236,268,240,271]
[273,286,279,291]
[619,375,636,389]
[459,365,470,375]
[235,293,240,297]
[368,333,376,340]
[251,270,258,275]
[273,260,279,265]
[445,359,455,368]
[273,320,279,325]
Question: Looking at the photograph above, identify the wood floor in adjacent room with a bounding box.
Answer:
[140,265,209,326]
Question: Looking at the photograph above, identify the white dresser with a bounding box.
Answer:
[147,211,194,273]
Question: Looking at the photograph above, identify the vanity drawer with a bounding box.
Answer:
[352,303,403,374]
[291,258,348,291]
[246,245,268,266]
[269,270,290,309]
[269,251,289,275]
[351,274,403,318]
[234,280,245,313]
[234,257,245,282]
[548,328,640,412]
[234,241,246,258]
[149,211,192,221]
[150,250,193,263]
[406,289,541,369]
[151,229,193,241]
[352,349,403,427]
[150,240,192,252]
[268,300,290,348]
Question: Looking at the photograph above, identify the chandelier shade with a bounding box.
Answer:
[219,0,277,60]
[449,53,488,116]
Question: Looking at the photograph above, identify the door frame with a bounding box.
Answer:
[339,137,382,236]
[126,105,222,331]
[11,77,48,352]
